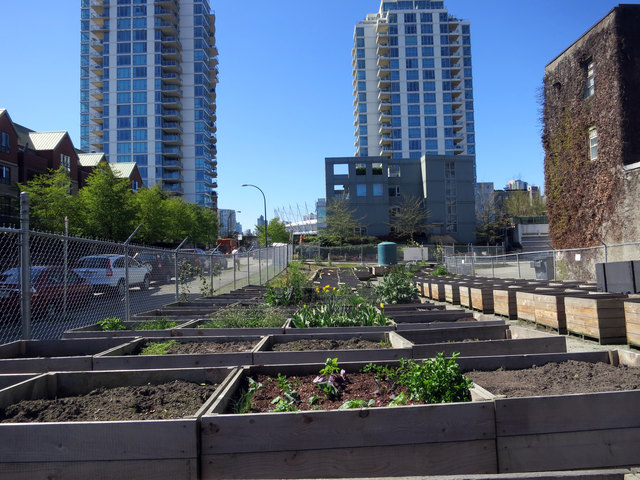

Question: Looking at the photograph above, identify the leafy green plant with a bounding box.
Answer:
[199,304,288,329]
[135,317,178,330]
[291,303,388,328]
[363,353,472,404]
[339,399,375,409]
[139,340,179,356]
[313,358,348,400]
[232,377,263,414]
[265,261,312,306]
[98,317,126,331]
[431,264,448,276]
[270,374,299,412]
[375,269,419,304]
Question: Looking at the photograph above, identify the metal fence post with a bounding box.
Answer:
[19,192,31,340]
[174,237,189,302]
[63,216,69,319]
[123,225,142,323]
[233,252,237,290]
[491,256,495,278]
[517,253,521,279]
[246,251,250,285]
[258,247,262,284]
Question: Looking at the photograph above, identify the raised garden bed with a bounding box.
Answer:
[62,319,196,339]
[410,336,567,360]
[200,360,496,478]
[624,299,640,348]
[93,336,263,370]
[391,323,509,346]
[565,294,629,344]
[0,338,134,373]
[516,288,569,323]
[253,332,412,365]
[0,367,233,479]
[458,350,640,473]
[386,309,473,324]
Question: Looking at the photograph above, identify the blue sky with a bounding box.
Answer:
[0,1,631,232]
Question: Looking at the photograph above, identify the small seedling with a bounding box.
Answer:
[98,317,126,331]
[314,358,348,399]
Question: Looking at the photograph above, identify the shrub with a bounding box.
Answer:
[375,269,419,304]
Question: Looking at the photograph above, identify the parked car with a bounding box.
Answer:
[0,266,93,320]
[73,255,150,295]
[178,248,211,273]
[206,250,229,270]
[133,252,175,284]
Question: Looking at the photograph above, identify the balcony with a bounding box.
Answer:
[89,101,104,113]
[162,146,182,157]
[90,0,106,13]
[160,35,182,50]
[452,109,464,119]
[89,125,104,135]
[161,47,181,61]
[380,146,393,158]
[376,21,388,34]
[162,183,184,194]
[378,65,391,78]
[161,72,181,85]
[379,134,392,146]
[155,19,178,36]
[154,6,177,20]
[89,88,103,100]
[161,59,181,73]
[161,109,182,122]
[210,54,219,68]
[161,96,182,110]
[162,159,182,170]
[161,171,184,182]
[204,178,217,188]
[90,63,103,75]
[378,100,392,112]
[161,121,182,133]
[90,39,104,53]
[161,84,183,97]
[90,75,104,88]
[379,111,392,125]
[89,112,103,124]
[377,77,391,90]
[157,0,178,12]
[161,133,182,145]
[379,122,392,135]
[376,43,389,56]
[378,88,391,101]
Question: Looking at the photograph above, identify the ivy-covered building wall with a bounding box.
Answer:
[542,5,640,250]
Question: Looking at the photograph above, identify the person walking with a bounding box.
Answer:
[232,247,241,271]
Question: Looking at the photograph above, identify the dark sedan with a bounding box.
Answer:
[0,267,93,320]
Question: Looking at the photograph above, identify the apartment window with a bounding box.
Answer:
[372,163,383,175]
[333,164,348,176]
[585,60,595,98]
[373,184,383,196]
[0,132,10,153]
[333,184,349,198]
[388,165,401,177]
[389,185,400,197]
[589,128,598,160]
[355,163,367,175]
[356,184,367,197]
[60,154,71,172]
[0,165,11,184]
[354,226,367,236]
[131,180,139,192]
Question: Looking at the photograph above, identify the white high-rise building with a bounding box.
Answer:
[353,0,475,161]
[80,0,218,208]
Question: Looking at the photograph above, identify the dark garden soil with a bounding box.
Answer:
[134,340,257,355]
[465,360,640,397]
[240,372,419,413]
[0,380,219,423]
[270,337,392,351]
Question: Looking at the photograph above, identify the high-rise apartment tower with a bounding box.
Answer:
[353,0,475,162]
[81,0,218,208]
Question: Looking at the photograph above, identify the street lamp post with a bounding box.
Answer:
[241,184,267,248]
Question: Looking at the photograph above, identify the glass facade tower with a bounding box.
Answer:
[80,0,218,208]
[353,0,474,162]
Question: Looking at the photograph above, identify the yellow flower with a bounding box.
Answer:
[380,303,384,309]
[333,287,336,291]
[315,287,319,293]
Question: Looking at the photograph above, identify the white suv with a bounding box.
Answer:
[74,255,151,296]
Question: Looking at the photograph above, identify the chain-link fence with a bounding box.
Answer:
[0,222,291,345]
[444,241,640,283]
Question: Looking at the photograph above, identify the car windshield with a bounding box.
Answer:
[0,268,45,285]
[77,257,110,269]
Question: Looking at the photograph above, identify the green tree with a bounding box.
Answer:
[18,167,78,234]
[503,190,546,219]
[133,185,168,244]
[255,217,290,245]
[163,197,218,247]
[390,195,430,243]
[322,197,362,245]
[77,163,136,241]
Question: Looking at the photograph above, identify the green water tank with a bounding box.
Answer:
[378,242,397,266]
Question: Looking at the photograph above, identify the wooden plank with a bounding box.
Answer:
[460,285,472,308]
[93,352,254,370]
[498,427,640,473]
[395,319,505,331]
[253,348,412,365]
[0,420,197,462]
[0,459,197,480]
[397,325,508,344]
[457,351,611,372]
[0,357,93,374]
[412,337,567,359]
[495,390,640,436]
[201,440,497,479]
[202,401,495,454]
[444,283,461,305]
[388,310,473,323]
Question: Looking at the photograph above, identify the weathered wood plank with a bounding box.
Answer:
[396,324,508,344]
[0,459,198,480]
[202,401,495,454]
[201,440,497,479]
[497,427,640,473]
[412,337,567,359]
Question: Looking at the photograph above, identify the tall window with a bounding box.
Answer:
[585,60,595,98]
[589,128,598,160]
[60,154,71,172]
[0,132,10,153]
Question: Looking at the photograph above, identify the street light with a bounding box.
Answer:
[241,184,267,247]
